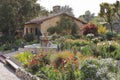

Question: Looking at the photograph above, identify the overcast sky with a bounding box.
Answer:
[37,0,117,17]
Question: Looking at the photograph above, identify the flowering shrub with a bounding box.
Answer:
[50,51,79,70]
[81,58,119,80]
[86,33,94,39]
[98,25,107,34]
[27,53,50,74]
[82,23,98,35]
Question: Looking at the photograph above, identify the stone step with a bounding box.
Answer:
[0,55,6,64]
[6,59,19,70]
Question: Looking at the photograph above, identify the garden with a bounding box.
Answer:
[0,0,120,80]
[13,23,120,80]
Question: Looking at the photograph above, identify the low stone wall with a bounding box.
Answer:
[15,68,40,80]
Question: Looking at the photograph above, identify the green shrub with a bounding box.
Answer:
[3,42,13,50]
[0,35,15,45]
[80,45,93,55]
[64,35,75,39]
[105,31,117,40]
[24,33,34,42]
[47,27,57,35]
[96,41,120,59]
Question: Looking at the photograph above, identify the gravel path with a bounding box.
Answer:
[0,62,21,80]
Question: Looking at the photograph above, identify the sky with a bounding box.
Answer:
[37,0,118,17]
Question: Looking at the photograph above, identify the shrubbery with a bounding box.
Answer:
[83,23,98,35]
[81,58,119,80]
[105,31,117,40]
[24,33,34,42]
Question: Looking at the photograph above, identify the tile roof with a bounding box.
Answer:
[25,12,87,25]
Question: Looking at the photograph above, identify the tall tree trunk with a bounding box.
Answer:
[109,23,113,33]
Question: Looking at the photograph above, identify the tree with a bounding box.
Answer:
[113,1,120,25]
[0,0,46,36]
[51,5,74,16]
[47,16,78,35]
[99,2,116,32]
[79,10,94,23]
[60,5,74,16]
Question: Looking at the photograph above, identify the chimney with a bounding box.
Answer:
[53,5,60,13]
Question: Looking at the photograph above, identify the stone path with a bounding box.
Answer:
[0,62,22,80]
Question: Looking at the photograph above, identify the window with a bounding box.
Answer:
[30,28,32,33]
[26,28,28,34]
[35,28,37,35]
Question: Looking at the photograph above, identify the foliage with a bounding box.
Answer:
[51,5,74,16]
[64,35,75,39]
[98,25,107,34]
[92,38,100,44]
[24,33,34,42]
[62,39,89,51]
[96,41,120,59]
[113,1,120,25]
[47,27,57,35]
[47,16,78,35]
[86,33,94,39]
[0,35,15,45]
[14,51,33,66]
[25,50,91,80]
[50,51,79,69]
[0,0,42,36]
[80,45,93,56]
[2,42,13,51]
[27,52,50,74]
[79,10,94,23]
[81,58,119,80]
[60,5,74,16]
[82,23,98,35]
[105,31,117,40]
[99,1,120,32]
[0,35,25,51]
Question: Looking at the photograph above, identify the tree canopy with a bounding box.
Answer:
[99,1,120,32]
[0,0,47,36]
[79,10,94,23]
[51,5,74,16]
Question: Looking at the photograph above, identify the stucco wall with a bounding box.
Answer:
[24,24,40,36]
[40,16,60,34]
[24,15,85,37]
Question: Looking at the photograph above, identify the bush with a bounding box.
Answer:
[2,42,13,50]
[81,58,119,80]
[0,35,15,45]
[83,23,98,35]
[98,25,107,34]
[24,33,34,42]
[105,31,117,40]
[96,41,120,59]
[14,51,33,66]
[47,27,57,35]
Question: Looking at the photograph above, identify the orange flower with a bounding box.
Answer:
[74,60,79,64]
[54,69,59,73]
[69,53,74,60]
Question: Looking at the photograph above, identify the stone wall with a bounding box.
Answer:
[15,68,39,80]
